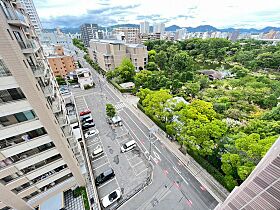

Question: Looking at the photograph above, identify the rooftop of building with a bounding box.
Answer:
[90,39,146,48]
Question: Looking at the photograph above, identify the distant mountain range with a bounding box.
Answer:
[44,24,280,34]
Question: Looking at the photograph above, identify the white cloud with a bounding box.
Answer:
[34,0,280,28]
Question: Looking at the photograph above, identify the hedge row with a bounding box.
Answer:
[137,101,230,191]
[73,187,90,210]
[107,79,134,93]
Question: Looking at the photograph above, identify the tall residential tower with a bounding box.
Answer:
[0,1,85,209]
[19,0,42,35]
[80,23,98,47]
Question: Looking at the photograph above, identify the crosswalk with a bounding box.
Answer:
[115,102,126,110]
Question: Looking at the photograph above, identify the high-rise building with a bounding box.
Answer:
[153,23,165,34]
[215,136,280,210]
[140,21,149,34]
[0,1,86,209]
[89,39,148,72]
[19,0,42,35]
[80,23,98,47]
[175,28,186,40]
[113,27,140,44]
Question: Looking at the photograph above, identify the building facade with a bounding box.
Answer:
[113,27,140,44]
[46,46,76,77]
[80,23,98,47]
[215,136,280,210]
[140,21,149,34]
[40,28,74,51]
[18,0,42,35]
[153,23,165,34]
[89,39,148,72]
[0,1,86,209]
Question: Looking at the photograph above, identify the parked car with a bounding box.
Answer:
[120,140,136,153]
[84,129,99,139]
[95,168,115,186]
[80,109,91,116]
[81,115,91,122]
[102,189,121,208]
[92,146,103,159]
[82,122,95,130]
[82,117,94,124]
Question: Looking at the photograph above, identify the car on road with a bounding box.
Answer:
[82,122,95,130]
[79,109,91,116]
[120,140,136,153]
[95,168,115,186]
[102,189,121,208]
[84,129,99,139]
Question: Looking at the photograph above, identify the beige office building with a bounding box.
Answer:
[0,1,86,209]
[113,27,140,44]
[89,39,148,72]
[46,46,76,77]
[215,136,280,210]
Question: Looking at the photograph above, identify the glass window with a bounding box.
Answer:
[0,110,36,127]
[0,59,12,77]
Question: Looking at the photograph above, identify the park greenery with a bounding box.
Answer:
[75,37,280,191]
[135,38,280,191]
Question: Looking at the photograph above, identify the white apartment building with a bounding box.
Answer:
[18,0,42,35]
[140,21,149,34]
[0,1,86,209]
[89,39,148,72]
[153,23,165,34]
[113,27,140,44]
[40,28,75,51]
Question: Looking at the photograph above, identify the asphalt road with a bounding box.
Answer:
[76,50,218,210]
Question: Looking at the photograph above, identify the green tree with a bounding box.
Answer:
[148,50,156,62]
[172,51,195,74]
[117,58,136,82]
[155,51,168,70]
[146,62,158,71]
[106,104,116,118]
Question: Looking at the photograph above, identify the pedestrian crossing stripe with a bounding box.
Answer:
[115,103,125,110]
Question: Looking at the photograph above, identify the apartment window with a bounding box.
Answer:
[0,127,47,150]
[0,59,12,77]
[13,31,25,49]
[0,110,36,127]
[0,88,26,103]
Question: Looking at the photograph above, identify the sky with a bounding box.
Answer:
[34,0,280,29]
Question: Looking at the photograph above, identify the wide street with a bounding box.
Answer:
[73,51,219,210]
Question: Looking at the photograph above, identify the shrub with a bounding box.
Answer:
[84,84,92,90]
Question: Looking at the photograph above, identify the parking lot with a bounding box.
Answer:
[73,88,151,209]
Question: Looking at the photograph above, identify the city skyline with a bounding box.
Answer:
[34,0,280,29]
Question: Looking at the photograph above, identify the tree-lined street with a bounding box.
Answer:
[74,50,219,209]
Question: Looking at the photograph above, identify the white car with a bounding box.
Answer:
[73,84,80,88]
[84,129,99,139]
[102,189,121,208]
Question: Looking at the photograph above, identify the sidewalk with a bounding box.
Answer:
[123,94,230,203]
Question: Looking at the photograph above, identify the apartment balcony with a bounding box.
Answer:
[21,39,40,54]
[43,85,54,97]
[55,113,68,127]
[27,176,75,206]
[62,126,72,138]
[5,7,29,27]
[51,99,62,114]
[30,65,44,78]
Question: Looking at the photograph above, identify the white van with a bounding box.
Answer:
[92,146,103,159]
[120,140,136,153]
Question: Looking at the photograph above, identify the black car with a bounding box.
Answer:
[82,122,95,130]
[81,115,91,122]
[95,168,115,186]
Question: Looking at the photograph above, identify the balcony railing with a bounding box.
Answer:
[4,6,28,26]
[30,65,44,78]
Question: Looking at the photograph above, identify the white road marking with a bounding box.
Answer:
[136,168,148,176]
[153,151,161,161]
[173,166,189,185]
[97,177,117,189]
[131,160,143,168]
[93,161,110,170]
[91,154,107,163]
